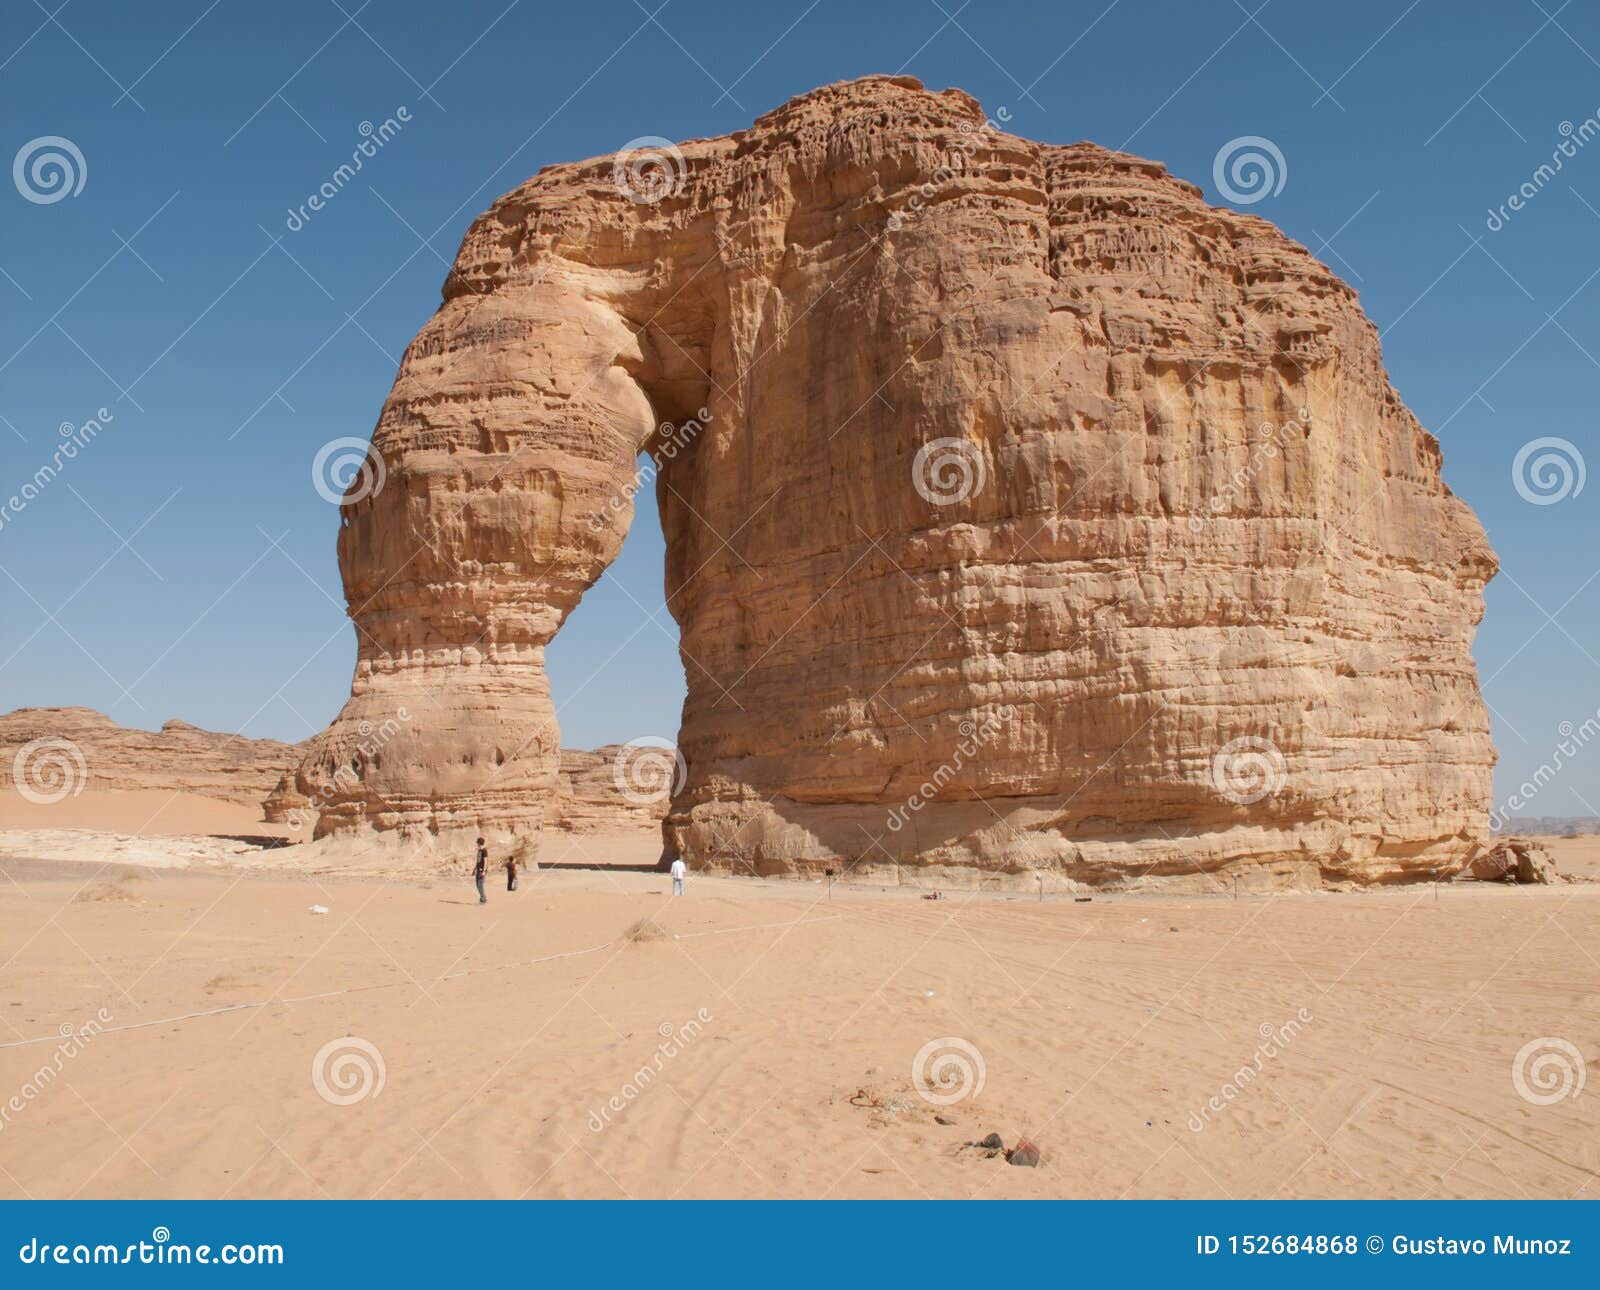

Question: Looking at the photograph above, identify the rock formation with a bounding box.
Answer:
[0,707,658,839]
[1,707,300,806]
[1464,837,1558,885]
[289,75,1497,887]
[549,747,674,834]
[266,743,667,838]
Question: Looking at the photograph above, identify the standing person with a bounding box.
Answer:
[474,838,488,905]
[506,853,518,893]
[670,856,686,896]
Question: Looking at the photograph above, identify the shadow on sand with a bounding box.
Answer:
[533,860,664,874]
[208,834,293,850]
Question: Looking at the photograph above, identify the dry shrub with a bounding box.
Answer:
[624,917,668,943]
[75,879,141,904]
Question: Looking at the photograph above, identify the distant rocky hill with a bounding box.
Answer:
[1,707,665,835]
[1502,817,1600,837]
[1,706,300,806]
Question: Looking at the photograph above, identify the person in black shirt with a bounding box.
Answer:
[506,853,518,892]
[474,837,488,904]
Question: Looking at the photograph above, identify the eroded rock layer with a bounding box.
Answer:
[292,76,1497,887]
[0,708,662,839]
[1,707,299,806]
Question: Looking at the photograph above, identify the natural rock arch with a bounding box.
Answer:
[281,76,1497,888]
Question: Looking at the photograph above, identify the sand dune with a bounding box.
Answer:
[1,838,1595,1200]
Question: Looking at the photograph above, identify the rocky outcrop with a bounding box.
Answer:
[269,738,670,837]
[1463,837,1558,884]
[267,738,668,836]
[550,747,672,834]
[291,75,1497,887]
[2,707,657,839]
[1,707,300,806]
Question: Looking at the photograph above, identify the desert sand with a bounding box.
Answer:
[1,817,1595,1200]
[0,788,300,841]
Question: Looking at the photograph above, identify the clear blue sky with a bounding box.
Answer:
[2,0,1598,818]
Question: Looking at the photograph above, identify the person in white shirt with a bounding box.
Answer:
[670,857,687,895]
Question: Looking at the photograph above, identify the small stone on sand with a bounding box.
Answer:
[1008,1139,1041,1167]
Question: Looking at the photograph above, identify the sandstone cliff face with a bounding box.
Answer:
[291,75,1497,887]
[1,707,300,806]
[0,707,657,840]
[550,747,672,835]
